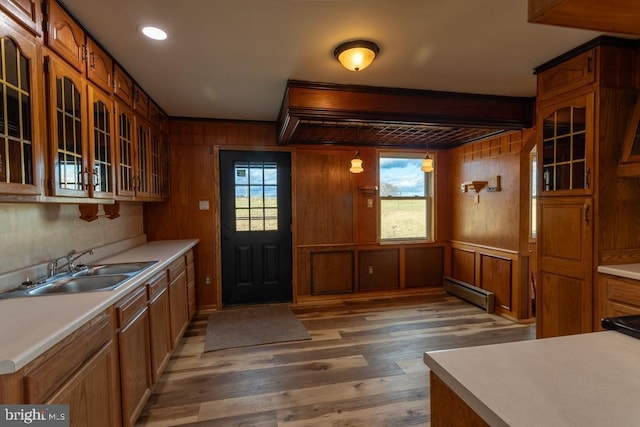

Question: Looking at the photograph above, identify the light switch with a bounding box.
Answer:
[199,200,210,210]
[367,198,373,208]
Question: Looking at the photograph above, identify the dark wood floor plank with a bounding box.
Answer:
[137,294,535,426]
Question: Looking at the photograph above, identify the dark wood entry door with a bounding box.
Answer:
[219,150,292,306]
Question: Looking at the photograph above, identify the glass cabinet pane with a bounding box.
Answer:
[56,76,83,191]
[118,112,134,193]
[0,37,34,186]
[92,100,112,193]
[541,103,587,192]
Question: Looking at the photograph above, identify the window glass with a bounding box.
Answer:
[379,154,433,241]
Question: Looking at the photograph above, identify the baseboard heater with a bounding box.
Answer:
[443,276,495,313]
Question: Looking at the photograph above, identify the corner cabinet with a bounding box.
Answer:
[535,38,640,338]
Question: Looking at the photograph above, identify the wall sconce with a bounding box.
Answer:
[334,40,380,72]
[350,150,364,173]
[421,153,434,173]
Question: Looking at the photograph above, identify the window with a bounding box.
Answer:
[234,161,278,231]
[379,153,434,241]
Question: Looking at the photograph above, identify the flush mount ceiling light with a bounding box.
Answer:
[421,153,434,173]
[334,40,380,72]
[141,26,168,41]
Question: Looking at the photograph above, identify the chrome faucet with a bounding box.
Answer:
[47,248,95,277]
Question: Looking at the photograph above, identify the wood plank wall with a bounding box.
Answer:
[448,130,536,320]
[145,118,532,317]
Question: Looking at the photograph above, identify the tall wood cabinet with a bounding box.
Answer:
[535,37,640,338]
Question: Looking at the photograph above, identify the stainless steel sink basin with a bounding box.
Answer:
[0,260,159,299]
[26,275,130,295]
[73,261,157,277]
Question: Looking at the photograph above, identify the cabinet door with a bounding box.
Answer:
[48,341,120,427]
[133,84,148,118]
[148,286,172,384]
[539,92,594,196]
[47,55,89,197]
[134,115,151,199]
[113,64,133,106]
[169,270,189,348]
[118,307,152,427]
[45,0,85,71]
[149,129,162,198]
[537,197,593,338]
[86,38,112,94]
[0,26,42,196]
[115,101,136,198]
[537,49,595,101]
[0,0,41,36]
[87,85,115,198]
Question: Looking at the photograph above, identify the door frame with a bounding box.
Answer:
[214,146,296,309]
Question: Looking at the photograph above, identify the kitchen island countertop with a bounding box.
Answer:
[0,239,198,375]
[424,330,640,426]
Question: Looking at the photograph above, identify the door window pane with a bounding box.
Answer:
[234,161,278,231]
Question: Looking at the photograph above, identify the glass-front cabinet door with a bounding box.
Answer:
[47,55,88,197]
[87,85,114,198]
[0,30,41,196]
[539,93,594,196]
[115,102,136,198]
[135,115,151,199]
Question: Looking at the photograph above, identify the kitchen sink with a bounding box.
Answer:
[26,275,130,295]
[0,260,158,299]
[72,261,157,277]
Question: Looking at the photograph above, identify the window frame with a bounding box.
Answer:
[378,151,435,243]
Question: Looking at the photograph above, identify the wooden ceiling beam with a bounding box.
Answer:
[277,80,534,146]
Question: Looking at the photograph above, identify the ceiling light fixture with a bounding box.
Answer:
[334,40,380,72]
[421,153,434,173]
[350,150,364,173]
[141,26,168,41]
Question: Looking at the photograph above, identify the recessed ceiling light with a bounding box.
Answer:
[141,26,167,41]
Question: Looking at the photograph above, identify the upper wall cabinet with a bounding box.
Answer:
[114,64,134,106]
[0,0,41,36]
[0,19,44,196]
[528,0,640,36]
[537,50,595,102]
[44,0,113,94]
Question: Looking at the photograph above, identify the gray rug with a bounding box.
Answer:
[204,305,311,352]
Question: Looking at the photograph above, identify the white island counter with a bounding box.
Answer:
[424,331,640,426]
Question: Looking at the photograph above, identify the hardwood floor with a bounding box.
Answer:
[137,293,535,426]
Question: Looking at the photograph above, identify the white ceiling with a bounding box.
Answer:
[59,0,607,122]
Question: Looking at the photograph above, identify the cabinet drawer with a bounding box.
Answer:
[606,276,640,308]
[537,49,595,101]
[168,257,186,282]
[147,271,168,301]
[24,310,112,403]
[115,286,148,328]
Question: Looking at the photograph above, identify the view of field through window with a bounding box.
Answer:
[234,161,278,231]
[379,155,432,240]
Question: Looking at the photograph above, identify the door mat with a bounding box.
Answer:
[204,305,311,352]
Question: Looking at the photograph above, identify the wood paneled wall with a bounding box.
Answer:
[447,130,536,320]
[144,119,278,309]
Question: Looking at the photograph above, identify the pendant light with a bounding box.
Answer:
[421,153,434,173]
[350,150,364,173]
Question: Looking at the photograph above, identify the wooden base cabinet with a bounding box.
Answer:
[168,256,189,348]
[22,310,121,426]
[147,272,172,383]
[115,287,152,427]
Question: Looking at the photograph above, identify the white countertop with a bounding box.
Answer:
[424,331,640,427]
[0,239,198,375]
[598,263,640,281]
